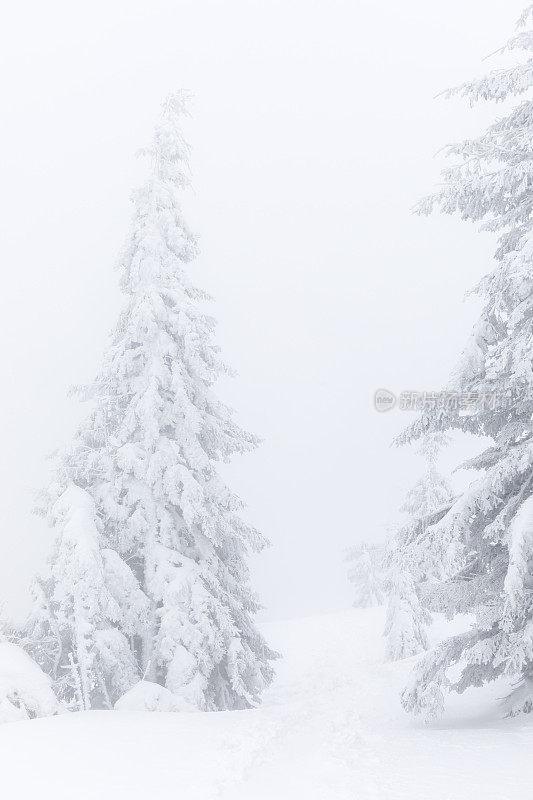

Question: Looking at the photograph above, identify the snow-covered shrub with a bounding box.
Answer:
[25,483,143,711]
[114,681,194,713]
[0,641,60,723]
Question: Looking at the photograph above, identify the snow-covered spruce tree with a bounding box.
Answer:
[398,6,533,717]
[28,93,275,711]
[384,434,453,662]
[346,542,385,608]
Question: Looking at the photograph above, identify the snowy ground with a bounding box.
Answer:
[2,607,531,799]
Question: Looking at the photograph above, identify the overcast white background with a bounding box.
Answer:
[0,0,524,622]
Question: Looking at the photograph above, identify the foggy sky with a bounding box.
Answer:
[0,0,524,622]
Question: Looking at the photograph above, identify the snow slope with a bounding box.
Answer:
[1,608,531,799]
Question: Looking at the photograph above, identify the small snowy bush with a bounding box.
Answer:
[114,681,194,713]
[0,641,60,723]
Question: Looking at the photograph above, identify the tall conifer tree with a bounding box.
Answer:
[399,7,533,717]
[27,94,275,711]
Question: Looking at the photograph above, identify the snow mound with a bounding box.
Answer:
[0,642,60,723]
[114,681,194,713]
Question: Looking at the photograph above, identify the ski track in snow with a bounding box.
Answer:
[1,607,532,799]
